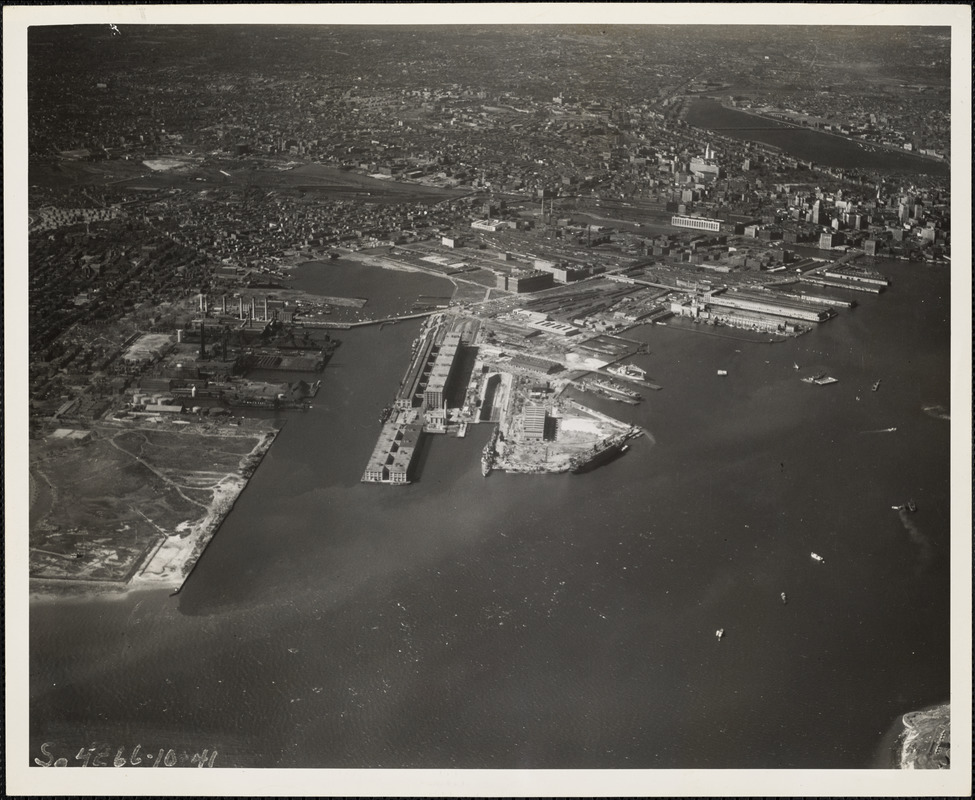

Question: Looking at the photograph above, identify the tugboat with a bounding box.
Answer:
[715,628,724,641]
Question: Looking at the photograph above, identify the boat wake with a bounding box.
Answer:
[897,509,934,570]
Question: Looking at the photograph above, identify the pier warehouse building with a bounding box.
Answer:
[708,291,832,322]
[363,329,463,484]
[362,421,423,484]
[395,331,438,410]
[396,330,464,411]
[423,332,462,410]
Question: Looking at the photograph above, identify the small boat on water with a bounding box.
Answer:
[801,374,839,386]
[907,499,917,512]
[715,628,724,641]
[872,380,881,391]
[810,552,824,563]
[780,592,788,604]
[717,369,728,376]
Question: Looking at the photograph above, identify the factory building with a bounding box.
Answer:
[496,269,555,293]
[532,259,591,284]
[525,318,578,337]
[470,219,509,232]
[508,354,563,375]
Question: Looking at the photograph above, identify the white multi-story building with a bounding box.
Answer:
[671,215,722,232]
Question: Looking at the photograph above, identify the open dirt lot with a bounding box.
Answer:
[29,419,276,587]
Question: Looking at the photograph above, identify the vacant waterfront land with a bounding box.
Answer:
[29,419,277,589]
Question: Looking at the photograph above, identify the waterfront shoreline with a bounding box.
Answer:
[700,98,949,166]
[683,97,950,177]
[28,424,279,598]
[343,249,431,276]
[29,578,171,605]
[895,702,951,769]
[134,427,278,591]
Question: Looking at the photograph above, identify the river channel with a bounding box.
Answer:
[684,97,950,178]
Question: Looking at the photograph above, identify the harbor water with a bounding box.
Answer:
[29,258,951,768]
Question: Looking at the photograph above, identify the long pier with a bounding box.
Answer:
[349,310,438,328]
[801,277,882,294]
[298,309,438,330]
[771,290,856,308]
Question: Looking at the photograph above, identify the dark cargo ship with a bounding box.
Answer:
[570,440,628,474]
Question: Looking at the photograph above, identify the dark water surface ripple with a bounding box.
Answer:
[30,259,951,768]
